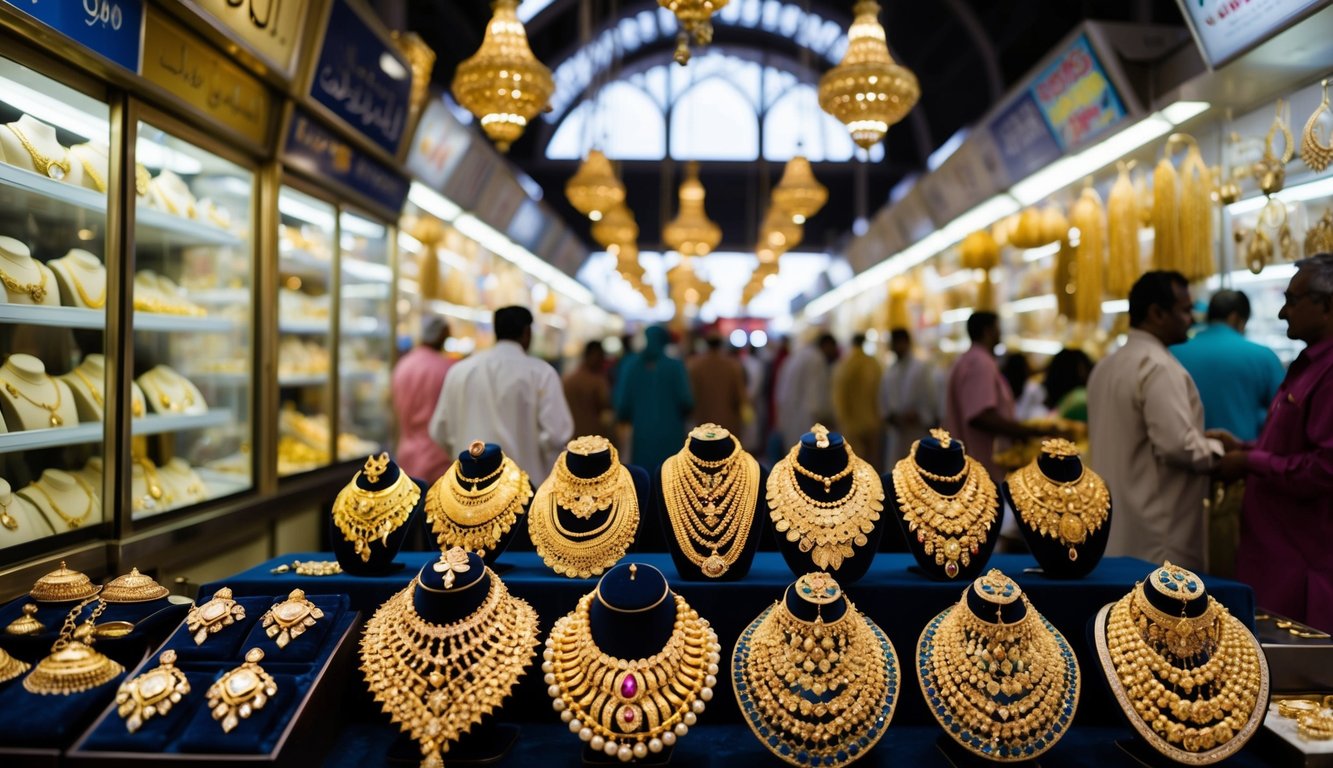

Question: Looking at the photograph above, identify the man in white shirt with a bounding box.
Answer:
[428,306,574,484]
[775,332,838,444]
[878,328,938,468]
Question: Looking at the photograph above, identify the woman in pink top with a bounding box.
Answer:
[390,316,454,482]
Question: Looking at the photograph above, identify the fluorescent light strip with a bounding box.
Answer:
[1003,294,1057,314]
[1012,338,1065,355]
[340,213,387,239]
[1102,299,1129,314]
[279,194,336,230]
[397,232,422,254]
[934,270,981,289]
[1206,263,1298,289]
[1226,175,1333,216]
[1023,243,1061,262]
[940,307,974,324]
[0,75,108,143]
[408,182,463,221]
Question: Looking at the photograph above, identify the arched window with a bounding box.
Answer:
[670,77,759,160]
[547,81,665,160]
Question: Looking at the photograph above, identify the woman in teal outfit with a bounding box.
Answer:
[613,325,694,470]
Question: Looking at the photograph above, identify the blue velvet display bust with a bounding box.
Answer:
[1002,451,1112,579]
[330,454,425,576]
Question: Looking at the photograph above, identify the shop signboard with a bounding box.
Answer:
[987,92,1063,185]
[309,0,412,157]
[141,11,270,146]
[405,97,472,191]
[507,199,546,253]
[2,0,144,72]
[1030,34,1127,151]
[190,0,309,79]
[919,135,1007,226]
[476,167,526,234]
[442,149,493,212]
[1176,0,1329,68]
[285,106,408,215]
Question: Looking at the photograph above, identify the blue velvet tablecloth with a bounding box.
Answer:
[207,551,1257,731]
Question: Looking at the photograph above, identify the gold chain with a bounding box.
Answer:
[0,262,48,303]
[528,454,639,578]
[20,474,97,529]
[0,371,63,427]
[891,443,998,579]
[67,267,106,309]
[790,442,855,492]
[69,145,106,192]
[425,456,532,555]
[768,444,884,571]
[333,468,422,562]
[5,122,71,180]
[1008,458,1109,562]
[545,591,719,759]
[550,444,623,518]
[661,437,759,578]
[909,441,968,482]
[142,368,197,412]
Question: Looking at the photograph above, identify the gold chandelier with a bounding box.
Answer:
[818,0,919,149]
[591,202,639,249]
[772,155,828,224]
[566,149,625,221]
[662,161,722,257]
[759,205,803,256]
[451,0,554,152]
[659,0,729,64]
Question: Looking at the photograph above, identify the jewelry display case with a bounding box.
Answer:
[130,121,256,519]
[0,52,114,553]
[336,210,393,460]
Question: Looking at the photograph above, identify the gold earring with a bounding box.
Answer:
[1302,79,1332,173]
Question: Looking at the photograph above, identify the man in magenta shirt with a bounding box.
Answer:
[391,315,454,482]
[1221,254,1333,631]
[944,311,1039,482]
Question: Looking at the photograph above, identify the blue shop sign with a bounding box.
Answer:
[309,0,412,157]
[987,92,1063,185]
[285,108,408,214]
[2,0,144,72]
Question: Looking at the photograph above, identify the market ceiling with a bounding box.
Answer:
[406,0,1189,258]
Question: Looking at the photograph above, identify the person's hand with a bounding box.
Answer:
[1215,450,1250,481]
[1206,429,1242,453]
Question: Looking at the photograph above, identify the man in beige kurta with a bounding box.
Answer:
[1088,272,1222,571]
[832,333,884,470]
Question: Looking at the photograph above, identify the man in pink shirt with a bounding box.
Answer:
[944,311,1040,482]
[391,315,454,482]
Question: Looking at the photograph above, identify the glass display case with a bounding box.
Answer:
[130,120,255,520]
[0,53,112,550]
[337,210,392,460]
[277,186,336,477]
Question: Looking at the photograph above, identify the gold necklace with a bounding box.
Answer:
[550,444,623,518]
[917,570,1079,761]
[733,575,899,767]
[790,443,855,492]
[0,495,17,531]
[425,456,531,556]
[333,456,422,561]
[528,452,639,578]
[1008,446,1109,562]
[24,597,123,695]
[661,437,759,578]
[891,442,998,579]
[767,444,884,571]
[66,266,106,308]
[361,572,539,768]
[21,475,97,530]
[545,591,719,761]
[133,456,171,512]
[143,368,197,412]
[1,371,63,427]
[1096,565,1267,761]
[71,146,106,192]
[909,441,968,483]
[5,122,71,180]
[0,262,48,304]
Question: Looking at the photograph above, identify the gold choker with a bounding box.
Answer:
[6,122,71,180]
[545,591,719,761]
[425,455,532,556]
[768,443,884,571]
[332,455,422,561]
[1008,448,1109,562]
[891,442,998,578]
[360,570,539,768]
[528,451,639,578]
[661,435,760,577]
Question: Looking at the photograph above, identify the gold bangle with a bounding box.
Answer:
[594,580,670,614]
[1297,712,1333,740]
[1278,698,1320,719]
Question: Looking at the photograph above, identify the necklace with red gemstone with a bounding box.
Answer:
[544,591,720,762]
[891,447,998,579]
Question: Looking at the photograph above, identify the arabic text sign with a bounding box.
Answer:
[2,0,144,71]
[310,0,412,156]
[285,107,408,214]
[192,0,309,77]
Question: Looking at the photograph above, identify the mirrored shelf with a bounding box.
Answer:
[0,305,240,332]
[0,410,234,452]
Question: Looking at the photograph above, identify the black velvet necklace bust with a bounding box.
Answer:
[552,448,651,556]
[383,551,518,764]
[656,434,767,581]
[583,562,677,765]
[772,431,884,584]
[330,457,424,576]
[887,435,1002,583]
[1003,453,1112,579]
[454,443,535,567]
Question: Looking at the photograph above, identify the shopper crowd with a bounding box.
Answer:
[392,253,1333,632]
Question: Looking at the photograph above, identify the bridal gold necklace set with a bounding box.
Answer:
[529,439,639,578]
[1007,439,1109,561]
[426,447,532,556]
[332,453,421,562]
[892,433,998,578]
[768,430,883,571]
[661,427,759,577]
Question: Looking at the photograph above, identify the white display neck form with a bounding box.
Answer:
[51,250,106,308]
[66,249,100,269]
[0,237,38,275]
[80,354,107,376]
[43,468,77,493]
[151,170,196,216]
[0,478,11,505]
[13,114,60,149]
[5,353,48,384]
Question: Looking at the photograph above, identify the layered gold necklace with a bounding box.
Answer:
[917,570,1079,761]
[1096,563,1267,762]
[768,443,884,571]
[661,430,760,578]
[892,439,998,579]
[545,591,719,761]
[332,454,421,562]
[425,455,532,556]
[361,569,539,768]
[551,440,624,517]
[528,449,639,578]
[1007,440,1109,562]
[733,573,898,767]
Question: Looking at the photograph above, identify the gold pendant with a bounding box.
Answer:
[187,587,246,645]
[0,646,28,684]
[261,588,323,649]
[116,649,190,732]
[208,648,278,733]
[0,509,16,531]
[701,552,728,578]
[5,604,44,636]
[50,413,62,427]
[24,639,123,695]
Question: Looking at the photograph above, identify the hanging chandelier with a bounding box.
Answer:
[566,149,625,221]
[663,162,722,258]
[772,155,828,224]
[818,0,919,149]
[451,0,554,152]
[760,205,803,256]
[591,202,639,249]
[659,0,729,65]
